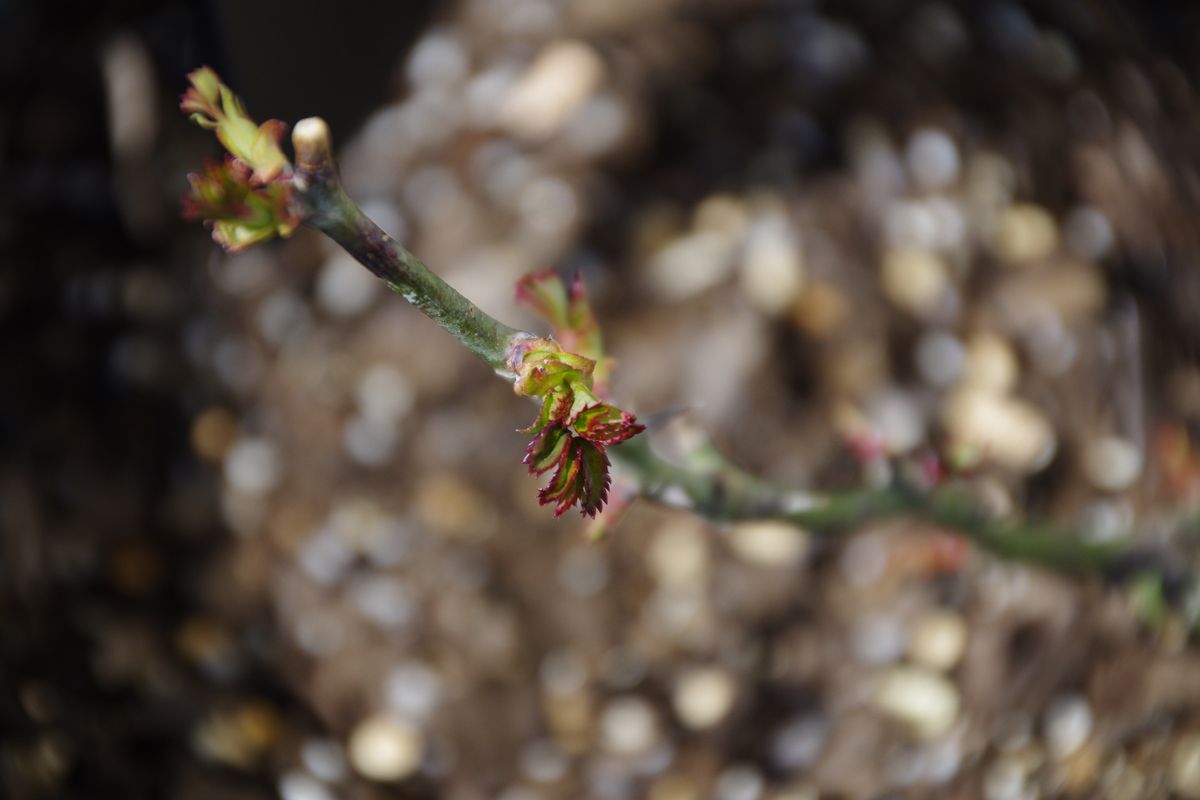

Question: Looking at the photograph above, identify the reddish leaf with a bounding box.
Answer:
[575,438,611,516]
[572,403,646,446]
[537,439,586,516]
[535,438,612,517]
[523,424,570,475]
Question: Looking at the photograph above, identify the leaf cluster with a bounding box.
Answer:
[512,275,645,517]
[180,67,299,252]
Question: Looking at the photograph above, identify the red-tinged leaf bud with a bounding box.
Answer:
[516,271,571,330]
[511,274,642,517]
[183,157,300,253]
[516,271,607,382]
[180,67,222,122]
[181,66,290,184]
[512,344,595,399]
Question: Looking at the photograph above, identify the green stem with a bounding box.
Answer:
[610,435,1145,579]
[915,486,1128,575]
[291,118,525,374]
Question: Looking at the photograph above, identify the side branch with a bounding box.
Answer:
[291,118,527,374]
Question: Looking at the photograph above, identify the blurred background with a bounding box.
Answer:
[5,0,1200,797]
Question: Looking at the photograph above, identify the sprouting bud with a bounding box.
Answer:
[183,157,300,252]
[180,67,300,252]
[511,273,645,518]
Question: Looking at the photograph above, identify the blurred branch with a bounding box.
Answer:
[283,115,1197,617]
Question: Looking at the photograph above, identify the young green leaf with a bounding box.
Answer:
[181,66,290,183]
